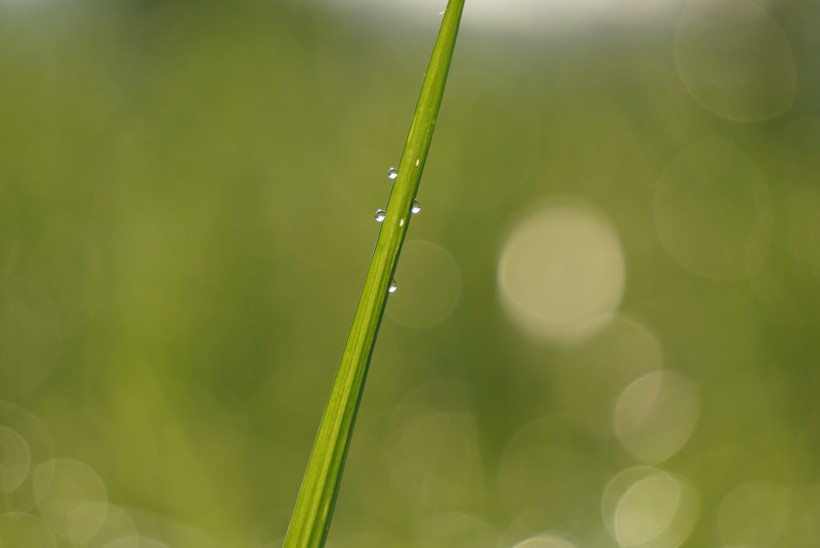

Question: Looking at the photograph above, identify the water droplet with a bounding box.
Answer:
[388,279,398,293]
[411,200,421,214]
[375,209,386,222]
[387,167,398,180]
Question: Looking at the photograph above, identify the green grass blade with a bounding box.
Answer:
[282,2,465,546]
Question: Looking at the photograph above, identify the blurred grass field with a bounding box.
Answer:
[1,1,820,546]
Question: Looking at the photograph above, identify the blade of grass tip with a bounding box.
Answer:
[282,1,465,547]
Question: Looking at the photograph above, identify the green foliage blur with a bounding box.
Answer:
[1,1,819,547]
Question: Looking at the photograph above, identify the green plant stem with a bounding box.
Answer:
[282,2,465,547]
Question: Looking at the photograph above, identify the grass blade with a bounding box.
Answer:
[282,1,465,546]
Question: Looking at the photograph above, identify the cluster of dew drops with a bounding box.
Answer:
[376,166,422,294]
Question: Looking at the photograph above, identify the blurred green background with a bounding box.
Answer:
[1,0,819,546]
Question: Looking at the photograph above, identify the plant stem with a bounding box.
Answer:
[282,2,465,546]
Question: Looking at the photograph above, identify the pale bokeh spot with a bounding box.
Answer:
[718,481,791,547]
[655,139,772,279]
[388,240,462,328]
[615,473,697,547]
[676,0,796,121]
[613,371,699,464]
[603,467,698,548]
[498,201,625,344]
[34,459,108,543]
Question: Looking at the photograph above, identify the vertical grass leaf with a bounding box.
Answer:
[283,1,465,546]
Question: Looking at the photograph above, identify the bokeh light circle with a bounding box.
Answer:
[34,459,108,543]
[498,200,625,344]
[613,371,699,464]
[654,139,772,279]
[387,240,462,328]
[603,466,699,548]
[718,481,791,547]
[675,0,796,121]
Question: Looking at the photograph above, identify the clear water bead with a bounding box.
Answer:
[387,167,399,180]
[388,279,398,293]
[375,209,386,222]
[411,200,421,214]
